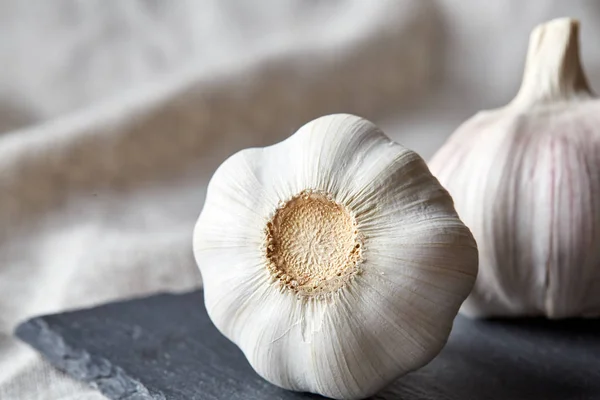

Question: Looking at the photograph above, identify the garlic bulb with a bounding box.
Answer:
[193,114,477,399]
[429,18,600,319]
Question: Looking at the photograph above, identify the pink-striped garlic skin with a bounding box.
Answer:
[429,18,600,319]
[430,102,600,318]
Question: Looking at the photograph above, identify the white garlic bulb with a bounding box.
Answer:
[429,18,600,319]
[193,114,477,399]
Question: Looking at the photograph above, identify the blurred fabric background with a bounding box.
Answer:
[1,1,600,398]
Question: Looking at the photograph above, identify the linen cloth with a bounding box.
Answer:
[1,1,600,399]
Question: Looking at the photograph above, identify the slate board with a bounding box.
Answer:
[15,290,600,400]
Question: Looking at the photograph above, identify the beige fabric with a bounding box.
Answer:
[1,1,599,399]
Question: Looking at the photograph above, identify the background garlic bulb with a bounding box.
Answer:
[429,18,600,319]
[193,114,478,399]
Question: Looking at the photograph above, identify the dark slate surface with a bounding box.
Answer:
[15,290,600,400]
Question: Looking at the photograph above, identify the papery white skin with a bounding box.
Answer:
[194,114,477,399]
[429,18,600,319]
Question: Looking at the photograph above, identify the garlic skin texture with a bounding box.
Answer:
[193,114,477,399]
[429,18,600,319]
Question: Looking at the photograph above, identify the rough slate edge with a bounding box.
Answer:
[15,291,311,400]
[16,307,163,400]
[17,316,161,400]
[15,290,600,400]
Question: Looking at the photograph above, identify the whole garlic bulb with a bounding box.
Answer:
[194,114,477,399]
[429,18,600,319]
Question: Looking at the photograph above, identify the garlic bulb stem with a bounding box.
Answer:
[511,18,593,108]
